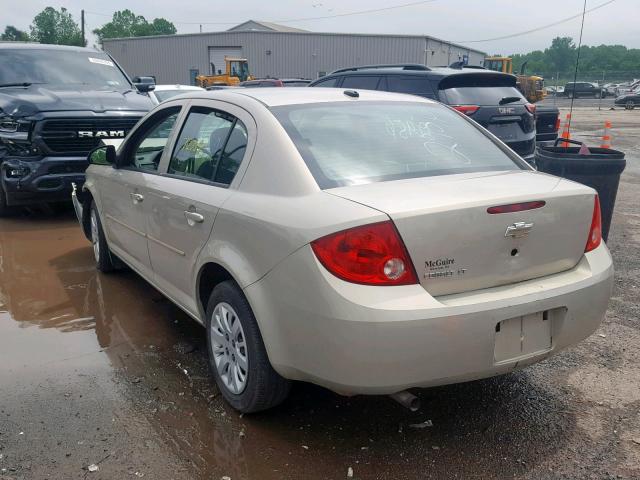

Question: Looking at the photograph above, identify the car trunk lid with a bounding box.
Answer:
[327,171,595,296]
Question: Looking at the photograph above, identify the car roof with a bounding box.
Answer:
[0,42,102,54]
[322,66,514,81]
[175,87,436,107]
[153,84,204,91]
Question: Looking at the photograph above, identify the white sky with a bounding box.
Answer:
[4,0,637,54]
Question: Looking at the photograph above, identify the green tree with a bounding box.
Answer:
[93,10,176,44]
[1,25,30,41]
[546,37,577,73]
[29,7,84,46]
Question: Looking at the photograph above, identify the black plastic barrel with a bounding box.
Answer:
[535,138,626,241]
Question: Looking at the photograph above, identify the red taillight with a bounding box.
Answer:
[453,105,480,116]
[311,221,418,286]
[585,196,602,252]
[525,103,536,114]
[487,201,546,214]
[555,116,561,131]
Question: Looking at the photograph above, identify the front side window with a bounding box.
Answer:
[312,77,339,88]
[128,108,180,172]
[168,107,247,185]
[272,101,523,189]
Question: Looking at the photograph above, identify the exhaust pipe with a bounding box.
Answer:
[390,391,420,412]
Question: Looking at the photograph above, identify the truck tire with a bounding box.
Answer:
[0,179,12,217]
[205,281,291,413]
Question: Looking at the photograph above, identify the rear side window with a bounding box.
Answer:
[386,76,434,96]
[272,101,522,189]
[341,76,380,90]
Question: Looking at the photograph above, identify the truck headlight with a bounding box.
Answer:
[0,112,30,141]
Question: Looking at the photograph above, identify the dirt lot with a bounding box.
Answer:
[1,107,639,480]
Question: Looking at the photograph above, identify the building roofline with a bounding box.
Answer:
[101,29,486,55]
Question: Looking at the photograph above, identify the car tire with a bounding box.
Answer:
[626,101,635,110]
[90,201,117,273]
[205,280,291,413]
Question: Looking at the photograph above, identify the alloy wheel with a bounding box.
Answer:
[90,209,100,263]
[210,302,249,394]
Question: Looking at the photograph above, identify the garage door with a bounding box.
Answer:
[208,47,243,75]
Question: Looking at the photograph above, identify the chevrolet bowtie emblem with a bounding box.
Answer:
[505,221,533,238]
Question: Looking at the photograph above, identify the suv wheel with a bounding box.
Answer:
[205,281,290,413]
[90,201,117,272]
[626,101,635,110]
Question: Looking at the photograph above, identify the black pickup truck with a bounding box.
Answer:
[535,105,560,144]
[0,43,154,215]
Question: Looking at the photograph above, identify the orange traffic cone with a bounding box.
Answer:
[600,120,612,149]
[560,113,572,148]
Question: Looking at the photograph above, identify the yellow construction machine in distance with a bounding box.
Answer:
[484,56,546,103]
[196,57,254,88]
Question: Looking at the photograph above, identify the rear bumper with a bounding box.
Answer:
[245,244,613,395]
[1,155,87,206]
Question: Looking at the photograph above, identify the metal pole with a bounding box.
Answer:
[598,70,605,111]
[567,0,588,136]
[81,9,85,46]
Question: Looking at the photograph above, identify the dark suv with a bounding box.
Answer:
[0,43,154,215]
[563,82,605,98]
[309,65,536,162]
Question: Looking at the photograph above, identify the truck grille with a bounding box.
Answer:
[39,118,141,154]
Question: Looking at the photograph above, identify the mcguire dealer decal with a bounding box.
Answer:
[424,258,466,279]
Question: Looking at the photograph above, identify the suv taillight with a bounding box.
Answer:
[311,221,418,286]
[453,105,480,116]
[585,196,602,252]
[525,103,536,114]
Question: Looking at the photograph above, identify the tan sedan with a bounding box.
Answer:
[73,88,613,412]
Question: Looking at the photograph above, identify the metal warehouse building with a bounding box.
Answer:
[103,20,486,85]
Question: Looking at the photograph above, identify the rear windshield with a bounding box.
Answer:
[440,86,525,106]
[272,102,523,189]
[0,49,130,89]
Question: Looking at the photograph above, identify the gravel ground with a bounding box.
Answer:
[0,106,638,480]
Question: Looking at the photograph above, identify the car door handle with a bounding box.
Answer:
[184,210,204,225]
[130,193,144,203]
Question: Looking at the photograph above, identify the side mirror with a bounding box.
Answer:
[132,76,156,93]
[88,145,116,166]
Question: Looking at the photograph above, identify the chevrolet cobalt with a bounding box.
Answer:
[73,88,613,413]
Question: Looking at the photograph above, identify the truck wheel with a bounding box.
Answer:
[0,180,12,217]
[90,201,117,272]
[205,280,291,413]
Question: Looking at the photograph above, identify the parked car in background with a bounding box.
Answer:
[602,83,621,97]
[0,43,154,216]
[615,89,640,109]
[73,88,612,413]
[240,78,311,88]
[149,84,204,104]
[310,65,537,162]
[563,82,605,98]
[615,80,640,97]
